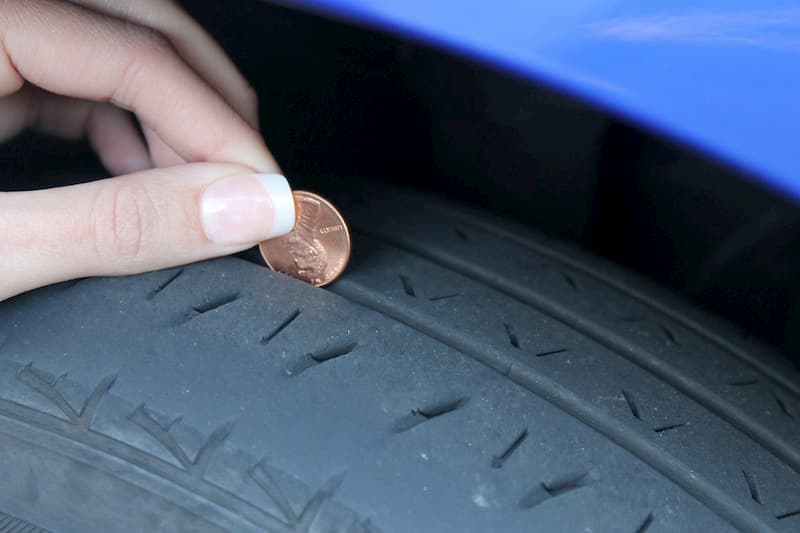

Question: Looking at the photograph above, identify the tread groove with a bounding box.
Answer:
[249,461,298,526]
[416,398,466,418]
[519,472,590,509]
[742,470,762,504]
[654,423,686,434]
[332,280,770,531]
[147,268,184,300]
[260,309,302,345]
[428,293,460,302]
[425,202,800,398]
[543,472,591,497]
[287,340,358,376]
[78,375,118,429]
[354,230,800,476]
[773,392,794,419]
[728,378,759,387]
[17,364,80,424]
[535,348,567,358]
[399,275,416,297]
[504,324,520,349]
[491,428,528,469]
[310,341,359,364]
[193,292,241,315]
[777,509,800,520]
[296,475,344,532]
[392,397,466,433]
[634,511,654,533]
[454,228,470,242]
[192,424,235,479]
[659,324,680,346]
[129,403,234,478]
[621,390,641,420]
[129,404,192,470]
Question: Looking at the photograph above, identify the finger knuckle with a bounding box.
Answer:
[113,25,178,106]
[91,184,157,261]
[127,24,173,57]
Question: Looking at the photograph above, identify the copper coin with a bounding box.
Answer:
[259,191,351,287]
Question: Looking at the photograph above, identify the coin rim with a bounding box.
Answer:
[258,190,352,288]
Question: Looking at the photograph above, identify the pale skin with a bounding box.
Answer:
[0,0,294,301]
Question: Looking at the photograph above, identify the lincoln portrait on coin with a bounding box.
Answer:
[287,195,329,284]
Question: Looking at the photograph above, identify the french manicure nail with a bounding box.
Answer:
[201,173,295,245]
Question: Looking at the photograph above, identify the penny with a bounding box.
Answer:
[259,191,351,287]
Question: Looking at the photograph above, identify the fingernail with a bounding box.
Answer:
[201,173,295,245]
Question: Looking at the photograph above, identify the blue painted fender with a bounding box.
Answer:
[282,0,800,200]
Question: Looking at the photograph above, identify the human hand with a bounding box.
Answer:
[0,0,296,301]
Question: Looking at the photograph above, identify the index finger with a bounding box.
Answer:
[0,0,277,172]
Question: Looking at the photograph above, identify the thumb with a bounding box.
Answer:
[0,163,295,300]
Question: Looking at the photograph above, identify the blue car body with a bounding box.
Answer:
[285,0,800,200]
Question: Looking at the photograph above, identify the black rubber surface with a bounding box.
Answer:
[1,183,799,532]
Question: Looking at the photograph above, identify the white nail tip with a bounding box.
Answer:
[256,174,295,239]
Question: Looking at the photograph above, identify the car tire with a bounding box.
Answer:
[0,182,798,532]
